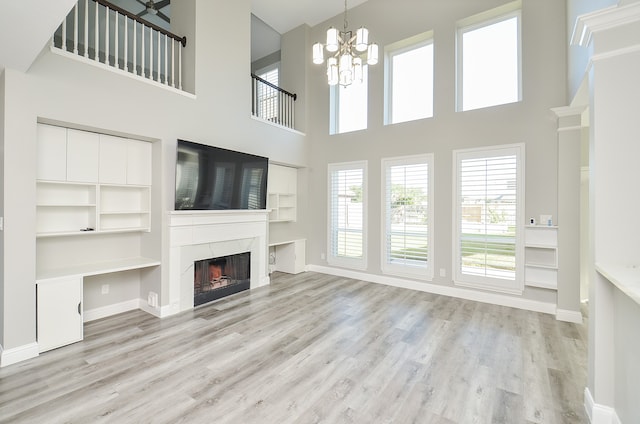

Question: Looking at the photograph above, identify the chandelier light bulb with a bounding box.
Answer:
[312,43,324,64]
[355,27,369,52]
[353,57,363,83]
[367,43,379,65]
[327,57,339,85]
[326,28,339,52]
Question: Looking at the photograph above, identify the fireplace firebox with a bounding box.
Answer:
[193,252,250,306]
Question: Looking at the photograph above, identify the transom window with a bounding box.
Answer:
[456,1,522,111]
[330,67,368,135]
[385,32,434,125]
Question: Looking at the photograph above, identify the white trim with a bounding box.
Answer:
[250,115,305,136]
[83,299,141,322]
[572,2,640,47]
[584,387,622,424]
[551,105,587,118]
[50,47,196,99]
[0,342,39,368]
[556,308,583,324]
[307,264,556,315]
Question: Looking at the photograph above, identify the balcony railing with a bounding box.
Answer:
[53,0,187,90]
[251,73,297,130]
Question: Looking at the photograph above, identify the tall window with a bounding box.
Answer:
[382,154,434,279]
[385,32,434,125]
[330,67,368,134]
[328,161,367,269]
[453,144,524,294]
[457,1,521,111]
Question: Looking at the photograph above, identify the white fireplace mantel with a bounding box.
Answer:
[166,210,270,316]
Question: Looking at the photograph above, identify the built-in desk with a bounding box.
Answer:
[269,239,306,274]
[36,257,160,353]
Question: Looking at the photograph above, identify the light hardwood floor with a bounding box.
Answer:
[0,272,587,423]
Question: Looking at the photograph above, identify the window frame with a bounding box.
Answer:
[327,161,368,270]
[384,31,435,125]
[455,0,522,112]
[381,154,434,280]
[452,143,525,294]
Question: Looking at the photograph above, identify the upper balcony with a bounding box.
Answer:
[52,0,300,132]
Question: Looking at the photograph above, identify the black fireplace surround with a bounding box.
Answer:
[193,252,250,306]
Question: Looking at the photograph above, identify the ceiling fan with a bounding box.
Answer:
[136,0,170,23]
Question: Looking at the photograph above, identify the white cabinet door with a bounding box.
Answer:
[99,135,127,184]
[37,124,67,181]
[37,276,83,352]
[67,129,99,183]
[126,140,152,186]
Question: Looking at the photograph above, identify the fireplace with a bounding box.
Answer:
[193,252,250,306]
[166,210,269,317]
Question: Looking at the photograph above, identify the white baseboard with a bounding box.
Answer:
[0,342,39,368]
[556,308,583,323]
[306,265,557,315]
[84,299,141,322]
[584,387,621,424]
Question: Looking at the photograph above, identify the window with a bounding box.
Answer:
[330,67,368,134]
[385,32,434,125]
[328,161,367,269]
[256,65,279,122]
[456,1,521,111]
[453,144,524,294]
[382,154,434,279]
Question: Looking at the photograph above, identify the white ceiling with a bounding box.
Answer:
[251,0,369,35]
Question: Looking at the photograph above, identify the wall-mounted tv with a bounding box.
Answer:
[175,139,268,211]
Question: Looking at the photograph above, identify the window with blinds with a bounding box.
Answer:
[328,161,367,269]
[453,144,524,294]
[382,154,434,279]
[257,67,279,122]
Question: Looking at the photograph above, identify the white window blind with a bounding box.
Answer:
[454,144,524,294]
[382,154,433,279]
[328,161,367,269]
[257,67,279,121]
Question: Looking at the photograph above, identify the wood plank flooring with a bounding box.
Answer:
[0,272,588,423]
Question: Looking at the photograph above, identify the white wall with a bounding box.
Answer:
[0,0,307,353]
[303,0,567,305]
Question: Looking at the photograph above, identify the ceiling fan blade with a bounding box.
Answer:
[155,0,170,9]
[158,10,170,23]
[137,9,149,17]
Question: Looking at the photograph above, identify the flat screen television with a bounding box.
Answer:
[174,139,268,211]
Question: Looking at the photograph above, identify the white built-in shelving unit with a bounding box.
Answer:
[267,164,297,222]
[35,123,158,352]
[36,124,152,237]
[524,225,558,290]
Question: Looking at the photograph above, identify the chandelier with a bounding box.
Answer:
[312,0,378,87]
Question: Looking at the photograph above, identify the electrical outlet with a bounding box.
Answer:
[148,292,158,308]
[101,284,109,294]
[439,268,446,277]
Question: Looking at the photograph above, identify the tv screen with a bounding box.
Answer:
[175,140,268,211]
